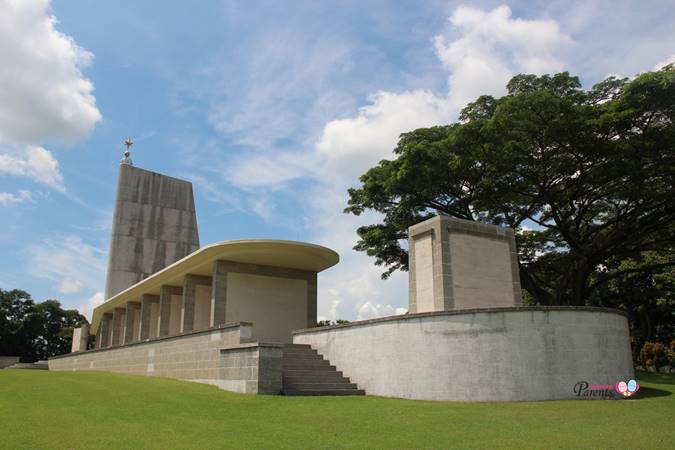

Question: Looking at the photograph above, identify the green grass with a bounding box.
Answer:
[0,370,672,449]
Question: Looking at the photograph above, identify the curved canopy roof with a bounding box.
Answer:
[90,239,339,333]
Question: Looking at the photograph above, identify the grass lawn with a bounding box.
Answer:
[0,370,672,449]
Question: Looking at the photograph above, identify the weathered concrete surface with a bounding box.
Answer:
[104,164,200,300]
[96,313,113,349]
[293,307,634,402]
[124,302,141,344]
[71,324,89,352]
[408,216,522,312]
[210,261,316,343]
[49,323,283,395]
[0,356,20,369]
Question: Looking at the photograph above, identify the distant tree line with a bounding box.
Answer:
[0,288,87,362]
[316,319,351,327]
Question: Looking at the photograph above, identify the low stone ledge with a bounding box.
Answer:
[220,342,283,352]
[49,321,253,360]
[292,306,628,335]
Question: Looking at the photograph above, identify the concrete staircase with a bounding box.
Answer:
[282,344,364,396]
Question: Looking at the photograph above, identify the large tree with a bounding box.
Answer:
[0,289,87,361]
[346,66,675,308]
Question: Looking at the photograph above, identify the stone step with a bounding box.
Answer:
[282,353,324,360]
[284,389,365,396]
[283,359,332,369]
[284,382,359,390]
[282,351,320,358]
[283,369,344,377]
[283,344,312,349]
[283,374,349,383]
[282,344,364,396]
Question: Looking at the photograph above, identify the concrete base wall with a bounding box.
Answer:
[49,323,282,394]
[0,356,20,369]
[293,307,634,402]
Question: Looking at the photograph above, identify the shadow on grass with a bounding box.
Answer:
[634,386,672,399]
[633,371,674,399]
[637,371,675,385]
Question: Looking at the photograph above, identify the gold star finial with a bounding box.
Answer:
[121,138,134,165]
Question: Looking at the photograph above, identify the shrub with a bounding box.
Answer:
[639,341,670,369]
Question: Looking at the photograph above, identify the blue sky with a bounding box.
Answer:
[1,0,674,320]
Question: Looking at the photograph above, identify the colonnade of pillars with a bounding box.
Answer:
[95,263,228,349]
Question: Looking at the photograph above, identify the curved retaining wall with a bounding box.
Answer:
[293,307,633,402]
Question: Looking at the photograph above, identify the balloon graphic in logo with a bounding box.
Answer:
[616,379,639,397]
[627,379,639,394]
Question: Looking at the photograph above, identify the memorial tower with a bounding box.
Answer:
[104,139,200,299]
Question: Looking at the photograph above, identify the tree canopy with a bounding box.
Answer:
[0,288,87,361]
[346,66,675,315]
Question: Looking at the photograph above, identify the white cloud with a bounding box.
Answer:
[0,0,100,191]
[229,5,572,189]
[435,5,572,113]
[78,292,104,321]
[0,146,65,191]
[654,54,675,70]
[225,151,315,189]
[315,5,570,181]
[316,90,451,180]
[0,0,100,145]
[0,190,32,206]
[357,301,407,321]
[25,235,107,297]
[58,278,83,294]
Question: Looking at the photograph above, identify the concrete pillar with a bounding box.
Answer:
[210,260,228,327]
[98,313,113,348]
[307,273,317,328]
[71,324,89,352]
[159,285,182,337]
[95,325,103,349]
[181,275,212,333]
[111,308,126,346]
[139,294,159,340]
[408,216,522,313]
[124,301,141,344]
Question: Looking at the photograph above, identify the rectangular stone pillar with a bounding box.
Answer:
[124,301,141,344]
[139,294,159,340]
[408,216,522,313]
[181,275,212,333]
[98,313,113,348]
[159,285,182,337]
[71,324,89,352]
[210,260,228,327]
[306,273,317,328]
[94,325,103,349]
[111,308,126,346]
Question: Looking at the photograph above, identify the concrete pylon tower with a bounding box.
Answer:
[104,139,200,299]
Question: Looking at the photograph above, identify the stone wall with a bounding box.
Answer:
[293,307,634,402]
[0,356,20,369]
[49,323,282,394]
